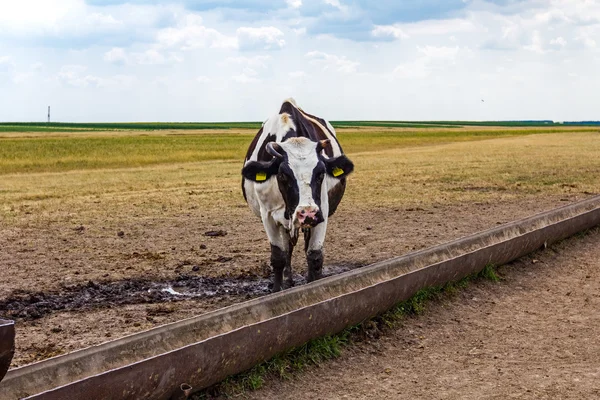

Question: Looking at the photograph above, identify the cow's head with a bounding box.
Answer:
[242,137,353,229]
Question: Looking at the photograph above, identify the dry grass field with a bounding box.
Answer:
[1,125,599,368]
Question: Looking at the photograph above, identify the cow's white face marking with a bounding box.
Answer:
[278,137,326,228]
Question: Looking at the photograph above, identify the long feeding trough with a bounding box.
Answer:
[1,195,600,399]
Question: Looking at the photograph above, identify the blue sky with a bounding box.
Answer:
[1,0,599,122]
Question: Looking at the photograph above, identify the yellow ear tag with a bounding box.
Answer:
[332,167,344,177]
[255,171,267,181]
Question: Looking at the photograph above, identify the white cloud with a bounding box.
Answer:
[0,0,136,41]
[404,18,478,36]
[289,71,307,79]
[57,65,135,88]
[371,25,409,40]
[58,65,99,88]
[324,0,348,12]
[532,8,570,25]
[306,51,359,73]
[1,59,48,85]
[577,35,597,48]
[478,0,600,53]
[12,73,32,85]
[134,49,167,65]
[286,0,302,8]
[549,36,567,48]
[524,30,546,54]
[196,75,211,83]
[0,56,14,68]
[393,46,463,79]
[31,62,45,71]
[532,2,600,26]
[231,67,259,83]
[225,55,270,85]
[575,28,598,48]
[85,12,122,29]
[104,48,127,64]
[0,0,81,35]
[104,47,181,65]
[155,18,285,52]
[392,60,430,79]
[11,62,47,85]
[225,55,271,68]
[293,27,307,36]
[236,26,286,51]
[157,14,237,50]
[417,45,460,60]
[0,56,16,84]
[373,18,477,40]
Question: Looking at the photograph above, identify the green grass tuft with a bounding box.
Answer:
[479,263,501,282]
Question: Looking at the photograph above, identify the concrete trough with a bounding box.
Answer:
[1,195,599,399]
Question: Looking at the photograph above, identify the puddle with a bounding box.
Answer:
[0,264,363,321]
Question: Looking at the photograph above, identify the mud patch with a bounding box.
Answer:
[0,264,363,321]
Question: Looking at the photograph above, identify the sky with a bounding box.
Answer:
[0,0,599,122]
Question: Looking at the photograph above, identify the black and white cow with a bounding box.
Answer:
[242,99,354,292]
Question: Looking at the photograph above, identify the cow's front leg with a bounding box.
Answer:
[273,228,295,291]
[270,244,287,292]
[306,248,323,282]
[306,220,327,282]
[263,213,294,292]
[272,232,295,291]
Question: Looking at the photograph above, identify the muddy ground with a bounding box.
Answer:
[0,192,595,367]
[246,226,600,400]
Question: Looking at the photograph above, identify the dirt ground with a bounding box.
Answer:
[246,226,600,400]
[1,192,593,368]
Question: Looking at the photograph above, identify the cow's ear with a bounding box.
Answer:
[242,159,280,183]
[324,155,354,178]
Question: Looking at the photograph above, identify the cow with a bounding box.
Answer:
[242,98,354,292]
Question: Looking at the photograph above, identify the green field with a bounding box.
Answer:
[1,120,599,133]
[2,125,598,174]
[1,124,599,218]
[332,120,581,127]
[0,134,247,173]
[0,122,263,132]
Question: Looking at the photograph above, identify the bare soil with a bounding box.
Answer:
[1,192,593,368]
[246,226,600,400]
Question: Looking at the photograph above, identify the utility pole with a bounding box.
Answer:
[48,106,51,123]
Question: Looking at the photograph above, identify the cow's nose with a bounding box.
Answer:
[296,207,319,225]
